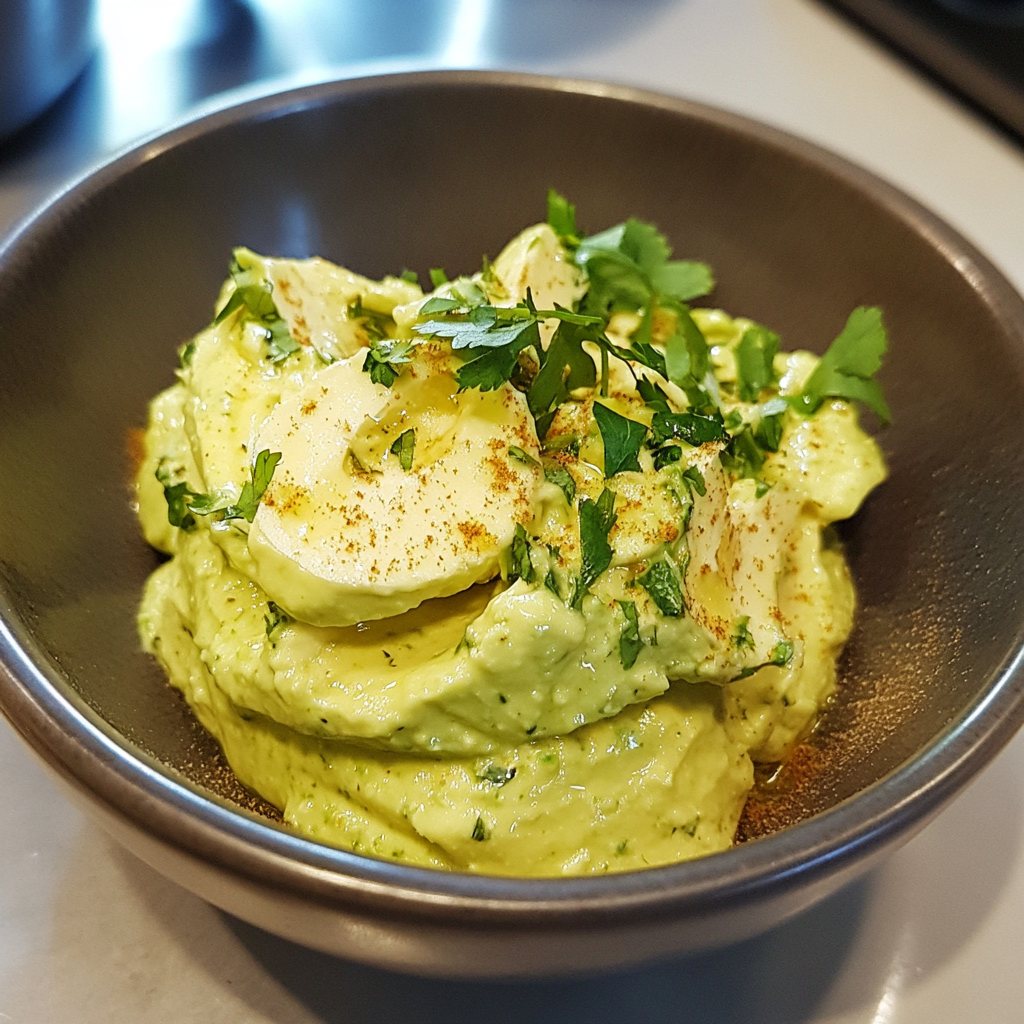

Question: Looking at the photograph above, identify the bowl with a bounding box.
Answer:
[2,70,1024,979]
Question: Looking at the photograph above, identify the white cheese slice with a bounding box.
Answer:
[247,347,542,627]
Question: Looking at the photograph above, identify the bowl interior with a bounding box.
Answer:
[3,74,1024,844]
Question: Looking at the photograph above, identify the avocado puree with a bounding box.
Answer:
[136,220,886,875]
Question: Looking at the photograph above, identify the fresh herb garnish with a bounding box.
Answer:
[389,428,415,471]
[399,268,420,286]
[265,601,289,638]
[547,188,580,246]
[508,523,535,584]
[637,559,684,617]
[508,446,540,468]
[592,402,647,477]
[544,466,577,505]
[733,616,755,652]
[735,324,780,402]
[471,815,489,841]
[794,306,891,424]
[618,599,643,669]
[575,488,617,604]
[477,764,517,786]
[214,251,300,364]
[429,268,449,288]
[650,409,727,447]
[157,449,282,528]
[362,338,414,387]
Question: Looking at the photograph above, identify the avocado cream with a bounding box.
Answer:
[136,197,887,875]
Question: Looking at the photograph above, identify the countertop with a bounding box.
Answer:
[2,1,1024,1020]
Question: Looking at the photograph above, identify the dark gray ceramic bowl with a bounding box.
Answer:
[2,71,1024,979]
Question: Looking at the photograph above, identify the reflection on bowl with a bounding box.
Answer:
[1,71,1024,977]
[0,0,95,140]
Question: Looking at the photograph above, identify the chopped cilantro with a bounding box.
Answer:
[399,268,420,285]
[429,267,449,288]
[772,640,795,666]
[544,466,577,505]
[735,324,780,402]
[720,426,765,480]
[155,462,196,531]
[575,488,617,604]
[159,449,281,528]
[389,429,415,471]
[362,338,414,387]
[681,465,707,497]
[651,409,727,447]
[547,188,580,244]
[637,559,684,617]
[733,616,755,652]
[214,252,302,364]
[471,815,489,841]
[527,320,598,418]
[795,306,891,424]
[592,402,647,477]
[508,446,540,468]
[754,411,784,452]
[508,523,534,584]
[264,601,289,638]
[477,764,517,786]
[618,600,643,669]
[419,296,462,316]
[652,444,683,470]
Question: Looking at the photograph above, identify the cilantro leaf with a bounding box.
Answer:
[592,402,647,477]
[637,559,684,617]
[416,310,536,351]
[618,600,643,669]
[544,466,576,505]
[635,375,672,413]
[720,426,766,480]
[527,320,598,417]
[733,616,755,652]
[228,448,283,522]
[389,428,415,471]
[663,307,711,391]
[265,601,289,638]
[162,449,282,528]
[735,324,780,402]
[575,488,617,603]
[419,296,461,315]
[477,764,516,786]
[651,409,727,446]
[155,462,196,531]
[214,252,300,364]
[547,188,579,244]
[650,261,715,302]
[681,465,707,496]
[508,523,534,584]
[652,444,683,470]
[508,446,540,468]
[795,306,891,423]
[362,339,414,387]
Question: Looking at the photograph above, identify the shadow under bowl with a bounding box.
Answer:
[1,71,1024,978]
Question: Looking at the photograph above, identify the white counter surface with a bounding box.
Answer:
[3,1,1024,1020]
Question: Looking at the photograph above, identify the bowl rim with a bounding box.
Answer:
[3,67,1024,927]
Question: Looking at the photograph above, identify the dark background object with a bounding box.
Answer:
[0,0,96,140]
[823,0,1024,143]
[1,73,1024,976]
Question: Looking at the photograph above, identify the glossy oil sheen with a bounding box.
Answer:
[1,72,1023,977]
